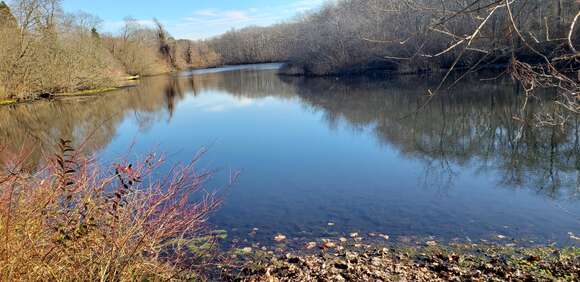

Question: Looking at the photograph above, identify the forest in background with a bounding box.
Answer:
[207,0,579,76]
[0,0,220,101]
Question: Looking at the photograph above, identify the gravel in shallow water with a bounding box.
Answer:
[223,243,579,281]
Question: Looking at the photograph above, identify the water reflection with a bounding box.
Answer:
[1,65,578,244]
[188,67,580,200]
[278,76,580,201]
[0,75,192,163]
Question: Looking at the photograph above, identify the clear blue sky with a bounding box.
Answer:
[62,0,328,40]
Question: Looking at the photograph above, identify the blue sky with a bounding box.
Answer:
[62,0,328,40]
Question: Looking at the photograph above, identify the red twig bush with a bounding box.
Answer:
[0,140,223,281]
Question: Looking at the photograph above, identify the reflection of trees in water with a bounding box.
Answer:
[2,68,578,199]
[0,75,194,168]
[275,75,580,200]
[185,69,580,199]
[190,69,296,100]
[163,77,188,120]
[0,69,286,165]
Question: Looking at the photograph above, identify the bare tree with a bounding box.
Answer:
[0,0,120,99]
[205,0,579,125]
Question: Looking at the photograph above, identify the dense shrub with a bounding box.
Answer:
[0,141,222,281]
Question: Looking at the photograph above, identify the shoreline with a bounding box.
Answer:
[277,61,516,78]
[0,76,140,107]
[0,86,128,107]
[0,68,203,107]
[1,61,568,109]
[224,240,580,281]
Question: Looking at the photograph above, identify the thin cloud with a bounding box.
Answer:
[176,7,279,38]
[117,1,333,40]
[194,9,218,17]
[188,9,254,24]
[223,11,250,21]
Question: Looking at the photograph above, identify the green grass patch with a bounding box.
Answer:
[58,87,119,97]
[0,99,17,106]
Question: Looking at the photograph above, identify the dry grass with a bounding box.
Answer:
[0,140,225,281]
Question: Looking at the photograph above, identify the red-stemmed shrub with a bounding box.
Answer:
[0,140,225,281]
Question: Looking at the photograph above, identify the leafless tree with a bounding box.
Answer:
[206,0,579,125]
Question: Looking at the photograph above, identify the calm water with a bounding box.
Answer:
[1,64,579,246]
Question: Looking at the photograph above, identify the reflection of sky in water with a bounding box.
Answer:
[3,64,578,247]
[182,92,267,112]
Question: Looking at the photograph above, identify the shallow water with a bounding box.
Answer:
[1,64,579,246]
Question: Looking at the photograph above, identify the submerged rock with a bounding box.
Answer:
[378,234,390,241]
[305,242,317,249]
[426,241,438,246]
[569,232,580,241]
[274,234,287,242]
[321,241,337,249]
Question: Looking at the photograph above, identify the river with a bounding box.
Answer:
[1,63,579,247]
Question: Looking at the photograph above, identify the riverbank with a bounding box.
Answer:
[0,87,122,107]
[0,76,140,107]
[225,242,579,281]
[276,57,574,77]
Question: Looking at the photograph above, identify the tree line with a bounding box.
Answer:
[206,0,579,75]
[204,0,580,122]
[0,0,219,101]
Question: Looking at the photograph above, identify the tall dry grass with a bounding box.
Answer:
[0,140,224,281]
